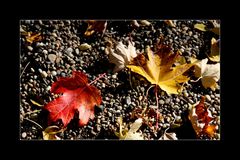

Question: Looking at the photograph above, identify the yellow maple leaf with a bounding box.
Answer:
[127,44,194,94]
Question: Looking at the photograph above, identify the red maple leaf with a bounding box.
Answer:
[44,71,102,127]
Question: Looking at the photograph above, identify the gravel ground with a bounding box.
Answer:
[20,20,220,140]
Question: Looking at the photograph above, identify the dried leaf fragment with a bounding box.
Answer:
[159,132,178,140]
[42,125,63,140]
[188,96,217,138]
[164,20,176,27]
[208,38,220,62]
[194,58,220,90]
[108,40,137,73]
[115,117,144,140]
[84,20,107,36]
[25,32,42,44]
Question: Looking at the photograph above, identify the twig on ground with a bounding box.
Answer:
[20,62,30,78]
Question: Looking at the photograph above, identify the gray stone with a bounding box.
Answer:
[66,47,73,54]
[159,99,165,105]
[48,54,57,63]
[126,96,131,105]
[175,98,180,103]
[165,98,171,104]
[205,95,211,102]
[30,68,35,72]
[183,91,189,97]
[96,125,101,132]
[51,71,57,76]
[41,71,48,78]
[102,83,106,88]
[193,35,198,39]
[52,32,57,37]
[75,48,80,54]
[112,74,117,79]
[188,31,193,36]
[42,49,48,54]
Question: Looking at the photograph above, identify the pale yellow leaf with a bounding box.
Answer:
[194,23,207,32]
[42,126,63,140]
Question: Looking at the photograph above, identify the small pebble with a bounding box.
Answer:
[183,91,189,97]
[96,125,101,132]
[165,98,171,104]
[48,54,57,63]
[159,99,165,105]
[46,86,51,91]
[42,50,48,54]
[51,71,57,76]
[91,130,97,136]
[97,119,101,124]
[38,68,42,73]
[188,31,193,36]
[52,32,57,37]
[175,98,180,103]
[205,95,211,102]
[180,48,185,53]
[66,47,73,54]
[30,68,35,72]
[126,96,131,105]
[112,74,117,79]
[173,105,179,110]
[193,35,198,39]
[21,132,27,138]
[189,99,194,104]
[117,106,122,110]
[75,48,79,54]
[27,46,33,51]
[102,83,106,88]
[41,71,48,78]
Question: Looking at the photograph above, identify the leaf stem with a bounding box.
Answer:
[24,109,41,116]
[20,62,30,78]
[144,85,155,104]
[190,76,202,82]
[155,85,159,130]
[88,73,107,86]
[23,118,43,130]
